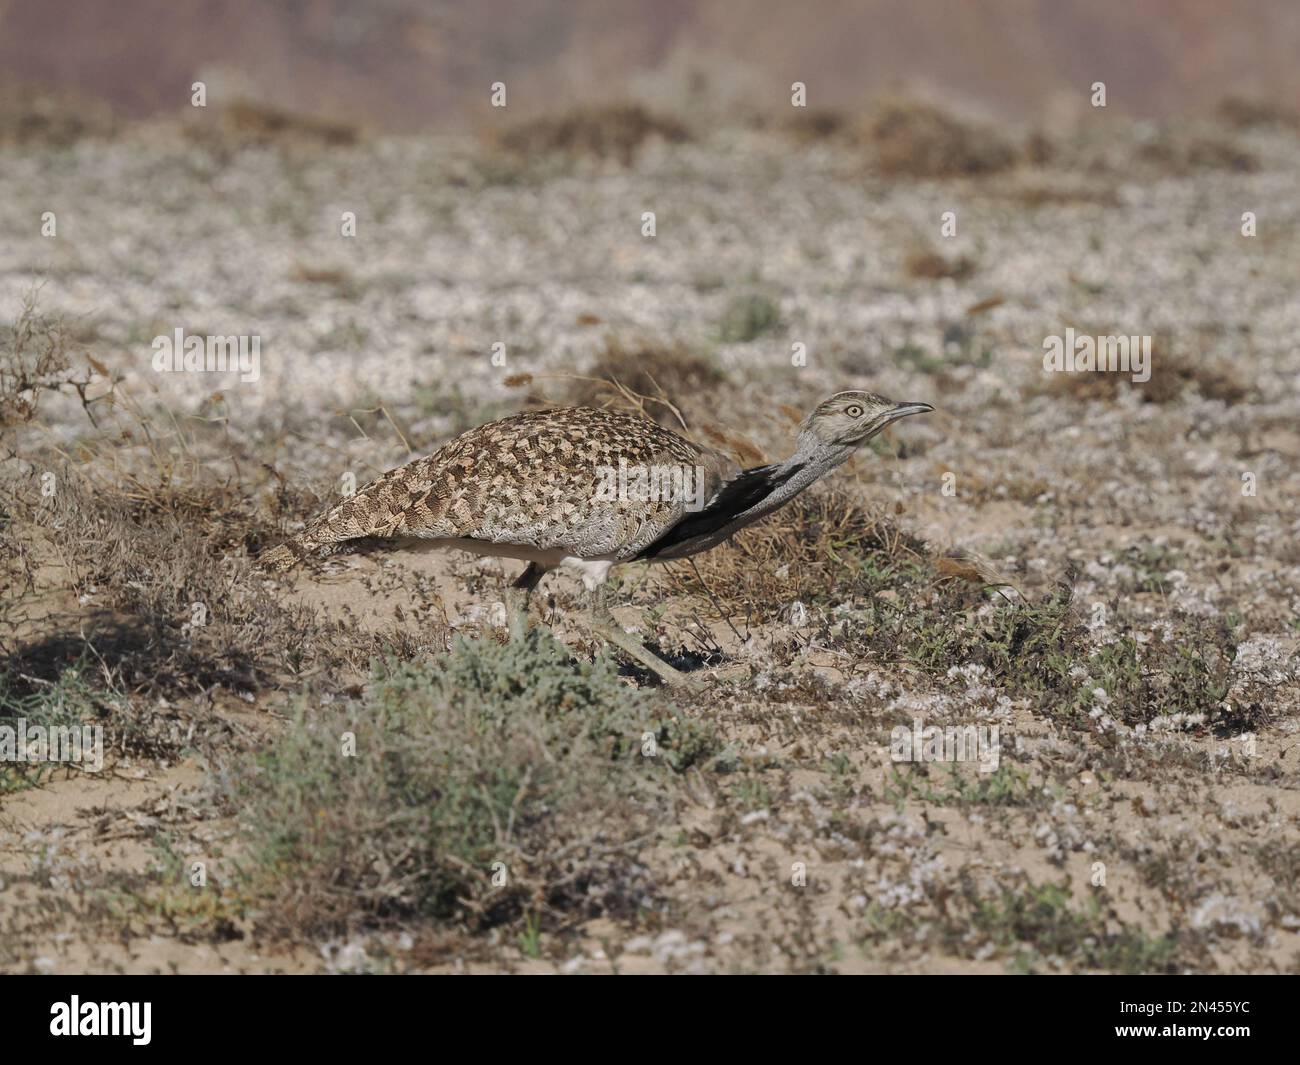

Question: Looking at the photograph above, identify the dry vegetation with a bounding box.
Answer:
[488,102,690,165]
[861,97,1021,179]
[562,338,727,427]
[1,92,1298,973]
[183,99,361,151]
[0,88,118,148]
[904,246,976,282]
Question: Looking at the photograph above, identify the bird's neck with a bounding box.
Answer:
[785,433,856,480]
[642,434,858,561]
[753,435,856,514]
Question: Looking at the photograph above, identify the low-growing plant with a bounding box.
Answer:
[964,881,1181,974]
[225,624,717,941]
[719,292,783,344]
[0,665,113,793]
[884,763,1037,809]
[860,875,1184,973]
[850,580,1247,734]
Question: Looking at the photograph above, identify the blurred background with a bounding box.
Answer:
[3,0,1299,127]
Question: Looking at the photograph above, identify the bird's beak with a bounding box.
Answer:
[883,401,934,425]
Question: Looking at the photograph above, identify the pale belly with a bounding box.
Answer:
[399,536,619,590]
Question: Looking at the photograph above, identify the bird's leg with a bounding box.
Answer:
[504,562,544,638]
[513,561,544,600]
[588,582,698,689]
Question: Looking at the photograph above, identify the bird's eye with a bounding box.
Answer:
[846,404,864,418]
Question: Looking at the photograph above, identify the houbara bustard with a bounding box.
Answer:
[261,390,933,685]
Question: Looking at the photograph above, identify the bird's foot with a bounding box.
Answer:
[590,619,701,690]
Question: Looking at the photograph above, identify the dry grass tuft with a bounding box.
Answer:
[781,107,853,144]
[566,338,725,426]
[0,295,440,722]
[1034,337,1248,406]
[4,469,366,698]
[1216,95,1300,130]
[669,485,929,623]
[0,87,118,147]
[491,103,690,164]
[184,99,359,151]
[1138,355,1244,405]
[697,424,767,466]
[0,291,83,431]
[905,246,976,281]
[1136,130,1258,175]
[934,549,1018,590]
[995,179,1121,208]
[862,97,1018,179]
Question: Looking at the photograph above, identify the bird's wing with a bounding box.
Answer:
[262,407,736,569]
[419,409,734,558]
[634,461,806,561]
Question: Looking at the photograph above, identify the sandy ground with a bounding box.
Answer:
[2,106,1299,972]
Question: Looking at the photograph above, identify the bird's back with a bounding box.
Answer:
[260,406,736,570]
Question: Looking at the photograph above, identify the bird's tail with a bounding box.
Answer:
[258,512,348,571]
[259,459,436,573]
[258,485,396,572]
[258,535,319,572]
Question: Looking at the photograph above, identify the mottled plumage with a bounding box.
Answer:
[261,392,933,686]
[260,406,738,571]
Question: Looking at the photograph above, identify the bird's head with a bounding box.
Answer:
[798,390,934,450]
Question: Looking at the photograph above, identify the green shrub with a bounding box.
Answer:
[0,666,109,793]
[848,580,1245,732]
[226,624,717,939]
[719,292,782,343]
